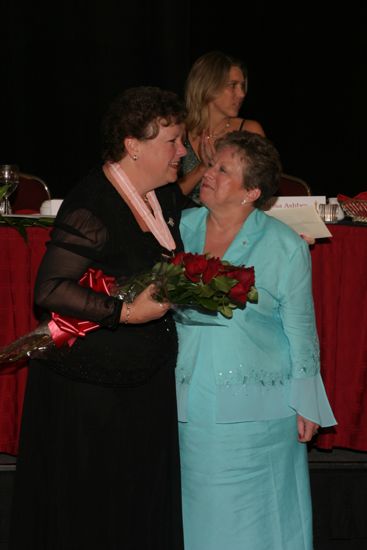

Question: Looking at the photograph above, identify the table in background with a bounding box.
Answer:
[311,223,367,451]
[0,223,366,454]
[0,226,51,455]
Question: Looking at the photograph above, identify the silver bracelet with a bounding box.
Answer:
[124,302,132,324]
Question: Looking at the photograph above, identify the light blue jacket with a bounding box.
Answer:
[176,207,336,426]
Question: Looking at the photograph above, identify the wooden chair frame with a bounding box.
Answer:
[277,173,312,196]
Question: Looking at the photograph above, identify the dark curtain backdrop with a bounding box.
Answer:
[0,1,365,199]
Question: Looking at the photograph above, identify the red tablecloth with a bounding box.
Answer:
[0,226,51,455]
[311,224,367,451]
[0,223,366,454]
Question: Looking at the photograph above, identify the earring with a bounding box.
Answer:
[132,154,138,161]
[241,198,247,205]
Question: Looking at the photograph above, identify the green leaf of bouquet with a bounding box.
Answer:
[153,262,182,278]
[196,297,219,311]
[151,262,165,276]
[166,282,179,292]
[169,279,195,290]
[170,264,184,275]
[218,304,233,318]
[167,267,176,276]
[247,286,258,303]
[169,289,197,303]
[170,274,188,286]
[172,283,202,297]
[198,285,216,298]
[211,275,237,293]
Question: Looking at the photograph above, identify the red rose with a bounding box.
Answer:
[202,256,222,284]
[225,266,255,305]
[228,283,249,305]
[183,253,208,282]
[170,251,186,266]
[223,266,254,287]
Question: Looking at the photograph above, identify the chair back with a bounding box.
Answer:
[10,172,51,212]
[276,173,311,196]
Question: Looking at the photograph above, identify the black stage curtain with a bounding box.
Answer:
[0,1,191,196]
[0,1,366,199]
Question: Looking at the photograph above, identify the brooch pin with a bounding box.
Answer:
[167,217,175,227]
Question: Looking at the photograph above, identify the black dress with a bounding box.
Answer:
[10,168,185,550]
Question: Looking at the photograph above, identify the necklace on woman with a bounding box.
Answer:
[206,117,231,140]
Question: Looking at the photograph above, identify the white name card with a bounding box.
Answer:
[267,196,326,211]
[265,196,331,239]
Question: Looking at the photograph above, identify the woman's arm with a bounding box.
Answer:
[177,132,210,196]
[279,241,336,427]
[278,242,319,378]
[177,161,207,196]
[35,208,168,327]
[35,208,121,326]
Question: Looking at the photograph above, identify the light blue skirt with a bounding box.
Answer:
[179,362,313,550]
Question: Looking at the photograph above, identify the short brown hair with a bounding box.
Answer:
[102,86,186,162]
[215,131,282,208]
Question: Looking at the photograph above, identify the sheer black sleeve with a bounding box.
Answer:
[35,208,122,328]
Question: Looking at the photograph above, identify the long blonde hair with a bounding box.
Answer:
[185,51,247,137]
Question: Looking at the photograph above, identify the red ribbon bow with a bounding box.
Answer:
[48,268,116,348]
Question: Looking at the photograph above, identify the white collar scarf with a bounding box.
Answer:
[104,161,176,252]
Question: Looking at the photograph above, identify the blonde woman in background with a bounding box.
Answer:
[178,50,265,204]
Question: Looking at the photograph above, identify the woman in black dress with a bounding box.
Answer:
[10,87,187,550]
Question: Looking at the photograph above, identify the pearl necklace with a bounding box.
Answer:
[206,118,231,140]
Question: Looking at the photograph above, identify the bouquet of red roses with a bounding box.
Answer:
[0,252,257,365]
[123,252,258,318]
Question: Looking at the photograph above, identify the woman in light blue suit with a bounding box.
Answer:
[176,131,336,550]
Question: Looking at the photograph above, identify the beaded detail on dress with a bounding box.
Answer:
[175,341,320,389]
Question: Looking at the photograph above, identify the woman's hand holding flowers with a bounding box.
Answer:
[119,284,170,324]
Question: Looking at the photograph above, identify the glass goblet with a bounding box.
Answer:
[0,164,19,215]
